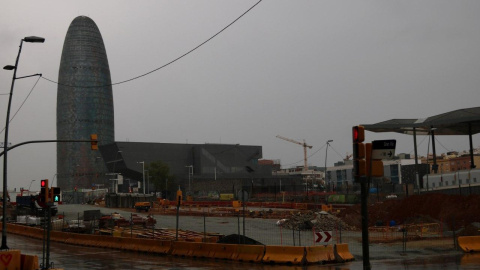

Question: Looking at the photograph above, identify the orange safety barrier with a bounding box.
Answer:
[190,243,210,258]
[6,224,43,240]
[20,254,39,270]
[170,241,197,257]
[305,245,335,264]
[232,244,265,263]
[262,245,306,265]
[460,252,480,265]
[458,236,480,253]
[334,243,354,262]
[150,240,173,254]
[202,243,237,260]
[0,249,21,270]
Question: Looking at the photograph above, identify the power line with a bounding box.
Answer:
[435,136,453,152]
[41,0,263,88]
[407,135,428,155]
[328,144,345,161]
[0,76,42,136]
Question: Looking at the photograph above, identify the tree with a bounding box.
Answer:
[146,161,176,199]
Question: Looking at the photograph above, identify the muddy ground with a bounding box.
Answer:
[338,193,480,234]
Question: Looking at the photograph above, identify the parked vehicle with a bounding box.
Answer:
[134,202,151,212]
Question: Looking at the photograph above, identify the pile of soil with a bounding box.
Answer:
[336,193,480,234]
[279,210,355,231]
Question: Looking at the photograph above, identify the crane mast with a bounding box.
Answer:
[276,135,313,171]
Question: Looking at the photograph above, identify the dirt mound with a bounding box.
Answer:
[279,210,355,231]
[337,193,480,231]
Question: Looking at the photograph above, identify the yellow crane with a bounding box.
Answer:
[276,135,313,171]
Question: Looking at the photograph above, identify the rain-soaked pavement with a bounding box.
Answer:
[7,233,480,269]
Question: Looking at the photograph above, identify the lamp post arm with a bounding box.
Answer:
[15,73,42,80]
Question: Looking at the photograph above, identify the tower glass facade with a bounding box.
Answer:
[57,16,114,190]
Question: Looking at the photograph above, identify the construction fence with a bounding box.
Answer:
[51,207,463,260]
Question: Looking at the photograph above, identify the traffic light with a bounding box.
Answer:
[366,143,384,177]
[40,179,49,203]
[91,134,98,150]
[52,187,61,202]
[176,190,183,206]
[352,126,366,182]
[40,179,48,188]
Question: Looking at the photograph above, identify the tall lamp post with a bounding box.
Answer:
[2,36,44,250]
[28,180,36,191]
[324,140,333,192]
[137,161,145,194]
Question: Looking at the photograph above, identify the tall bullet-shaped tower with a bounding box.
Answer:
[57,16,114,191]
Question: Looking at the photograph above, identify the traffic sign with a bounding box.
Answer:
[371,140,396,160]
[315,231,332,244]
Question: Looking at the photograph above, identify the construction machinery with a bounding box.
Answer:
[276,135,313,171]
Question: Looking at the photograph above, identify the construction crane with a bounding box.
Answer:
[276,135,313,171]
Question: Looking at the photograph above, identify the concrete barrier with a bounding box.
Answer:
[190,243,210,258]
[262,245,305,265]
[334,243,355,262]
[170,241,196,257]
[458,236,480,253]
[3,223,359,265]
[305,245,335,264]
[233,244,265,263]
[460,252,480,265]
[20,254,39,270]
[152,240,173,254]
[203,243,236,260]
[0,249,21,270]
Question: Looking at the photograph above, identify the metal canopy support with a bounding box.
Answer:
[469,123,476,169]
[412,127,419,197]
[431,127,438,173]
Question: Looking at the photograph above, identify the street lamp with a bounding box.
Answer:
[2,36,44,250]
[324,140,333,192]
[137,161,145,194]
[145,170,150,194]
[28,180,35,191]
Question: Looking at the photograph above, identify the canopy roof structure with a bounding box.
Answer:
[362,107,480,136]
[361,107,480,174]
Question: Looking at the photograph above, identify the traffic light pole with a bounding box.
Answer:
[361,153,374,270]
[45,202,53,270]
[360,178,370,270]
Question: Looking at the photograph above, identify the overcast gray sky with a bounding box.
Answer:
[2,0,480,191]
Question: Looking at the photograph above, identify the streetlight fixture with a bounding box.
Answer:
[2,36,44,250]
[137,161,145,194]
[324,140,333,192]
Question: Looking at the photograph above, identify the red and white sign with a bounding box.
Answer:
[315,231,332,244]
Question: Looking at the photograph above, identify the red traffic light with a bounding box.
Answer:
[352,126,365,143]
[40,179,48,188]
